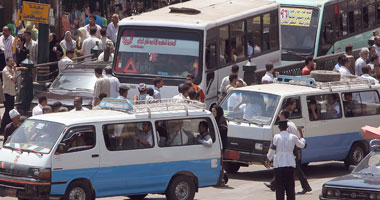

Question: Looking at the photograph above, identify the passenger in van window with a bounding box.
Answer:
[156,121,168,146]
[326,94,341,119]
[343,93,359,117]
[166,120,193,146]
[284,98,301,118]
[197,121,212,147]
[137,122,153,148]
[307,99,319,121]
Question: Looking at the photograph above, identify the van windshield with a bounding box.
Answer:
[220,91,280,125]
[4,120,65,154]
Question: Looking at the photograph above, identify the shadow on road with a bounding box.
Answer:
[228,162,349,182]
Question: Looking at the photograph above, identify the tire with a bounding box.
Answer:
[310,70,341,82]
[63,181,92,200]
[165,175,196,200]
[344,143,366,168]
[128,194,148,200]
[223,163,240,174]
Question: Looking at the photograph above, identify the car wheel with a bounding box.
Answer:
[224,163,240,174]
[128,194,148,200]
[166,175,196,200]
[345,143,366,168]
[63,181,92,200]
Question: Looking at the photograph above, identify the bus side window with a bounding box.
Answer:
[262,11,279,52]
[247,16,262,57]
[320,4,336,56]
[368,1,376,28]
[219,25,230,64]
[338,2,348,37]
[230,21,246,62]
[206,28,218,69]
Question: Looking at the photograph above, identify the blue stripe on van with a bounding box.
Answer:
[51,158,221,197]
[301,132,365,164]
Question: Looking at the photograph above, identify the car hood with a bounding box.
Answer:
[325,173,380,190]
[33,90,93,107]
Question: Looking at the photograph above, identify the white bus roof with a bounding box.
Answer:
[30,106,211,126]
[120,0,278,29]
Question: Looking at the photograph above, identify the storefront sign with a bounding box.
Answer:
[21,1,51,24]
[280,7,313,27]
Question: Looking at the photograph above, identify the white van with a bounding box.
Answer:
[220,75,380,173]
[0,99,222,200]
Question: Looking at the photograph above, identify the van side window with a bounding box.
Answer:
[59,126,96,153]
[342,91,380,117]
[307,93,342,121]
[103,122,154,151]
[281,97,302,119]
[156,118,215,147]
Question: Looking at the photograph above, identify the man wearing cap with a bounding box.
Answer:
[71,97,89,112]
[3,109,21,144]
[133,83,152,105]
[265,120,306,200]
[93,67,110,107]
[105,66,120,98]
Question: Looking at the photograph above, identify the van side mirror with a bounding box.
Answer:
[55,143,66,155]
[348,165,356,173]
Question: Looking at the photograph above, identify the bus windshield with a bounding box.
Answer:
[115,27,202,82]
[280,7,319,60]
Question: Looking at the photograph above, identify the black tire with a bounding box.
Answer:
[224,163,240,174]
[310,70,341,82]
[128,194,148,200]
[344,143,366,168]
[63,181,92,200]
[165,175,196,200]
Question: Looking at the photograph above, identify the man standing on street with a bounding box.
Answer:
[262,62,278,84]
[373,36,380,64]
[355,48,369,76]
[153,77,163,102]
[24,30,38,64]
[105,66,120,98]
[302,56,316,76]
[93,67,110,106]
[58,50,74,73]
[1,57,17,133]
[82,27,102,61]
[32,96,47,116]
[107,14,119,43]
[0,26,14,70]
[3,109,21,144]
[70,97,89,112]
[266,120,306,200]
[85,15,102,39]
[219,65,245,95]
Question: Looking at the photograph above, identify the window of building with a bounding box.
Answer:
[247,16,263,57]
[306,93,342,121]
[281,97,302,119]
[342,91,380,117]
[59,126,96,153]
[103,121,154,151]
[156,118,215,147]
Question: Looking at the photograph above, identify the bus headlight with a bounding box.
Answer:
[255,143,263,151]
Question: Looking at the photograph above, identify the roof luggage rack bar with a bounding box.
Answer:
[276,75,317,87]
[317,78,374,90]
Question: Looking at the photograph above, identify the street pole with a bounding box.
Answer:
[37,0,50,65]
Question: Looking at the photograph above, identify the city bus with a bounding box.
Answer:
[277,0,380,63]
[112,0,281,107]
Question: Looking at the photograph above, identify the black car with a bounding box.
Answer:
[31,68,97,112]
[321,141,380,200]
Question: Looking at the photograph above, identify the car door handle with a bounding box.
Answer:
[91,154,99,158]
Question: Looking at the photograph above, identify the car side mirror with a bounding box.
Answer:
[348,165,356,173]
[55,143,66,155]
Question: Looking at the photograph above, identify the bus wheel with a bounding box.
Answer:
[127,194,148,200]
[224,163,240,174]
[63,181,92,200]
[345,143,365,168]
[166,175,196,200]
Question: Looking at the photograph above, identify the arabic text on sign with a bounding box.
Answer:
[280,7,313,27]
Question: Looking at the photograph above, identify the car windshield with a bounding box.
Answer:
[354,151,380,175]
[50,72,96,91]
[4,120,65,154]
[114,27,202,84]
[280,7,319,59]
[220,91,280,125]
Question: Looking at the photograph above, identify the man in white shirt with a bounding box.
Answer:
[373,36,380,64]
[173,83,190,100]
[262,62,278,84]
[219,65,245,94]
[107,14,119,43]
[24,30,38,64]
[97,41,114,62]
[0,26,14,61]
[338,56,352,77]
[84,15,102,39]
[93,67,111,106]
[1,57,17,131]
[153,77,163,102]
[266,120,305,200]
[355,48,369,76]
[70,97,89,112]
[361,65,379,84]
[32,96,47,116]
[137,122,153,148]
[197,121,212,147]
[58,50,74,73]
[100,28,112,51]
[82,27,102,61]
[104,66,120,98]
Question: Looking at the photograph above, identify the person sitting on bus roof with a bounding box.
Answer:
[355,48,369,76]
[173,83,190,101]
[326,94,341,119]
[197,121,212,148]
[219,65,245,95]
[261,62,278,84]
[137,122,153,148]
[302,56,316,76]
[338,56,352,78]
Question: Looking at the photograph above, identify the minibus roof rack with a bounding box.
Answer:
[99,98,206,118]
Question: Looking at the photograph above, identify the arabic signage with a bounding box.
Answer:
[119,32,199,56]
[21,1,51,24]
[280,7,313,27]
